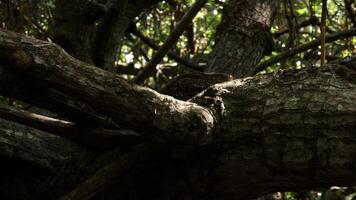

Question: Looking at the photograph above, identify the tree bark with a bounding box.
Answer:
[53,0,161,69]
[204,0,278,77]
[0,118,96,200]
[1,30,356,199]
[53,0,103,63]
[0,104,142,148]
[191,63,356,199]
[90,0,161,70]
[0,30,214,145]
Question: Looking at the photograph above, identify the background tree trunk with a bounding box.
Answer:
[204,0,278,77]
[53,0,161,70]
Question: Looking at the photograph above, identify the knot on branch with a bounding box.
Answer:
[190,85,228,131]
[162,71,232,100]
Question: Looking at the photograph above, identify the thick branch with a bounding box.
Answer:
[0,118,91,170]
[0,30,214,146]
[1,29,356,199]
[190,62,356,199]
[0,104,142,148]
[204,0,278,77]
[91,0,161,70]
[90,0,129,70]
[0,117,136,200]
[52,0,98,63]
[61,143,152,200]
[344,0,356,27]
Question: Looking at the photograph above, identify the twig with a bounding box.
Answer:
[125,33,150,61]
[254,28,356,74]
[344,0,356,27]
[128,28,203,71]
[273,17,318,38]
[320,0,327,66]
[23,15,47,35]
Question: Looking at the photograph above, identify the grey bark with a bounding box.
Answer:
[204,0,278,77]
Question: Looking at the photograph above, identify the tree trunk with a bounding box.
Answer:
[53,0,102,63]
[53,0,161,70]
[90,0,162,70]
[204,0,278,77]
[1,30,356,199]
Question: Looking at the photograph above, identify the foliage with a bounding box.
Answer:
[1,0,354,85]
[264,0,355,73]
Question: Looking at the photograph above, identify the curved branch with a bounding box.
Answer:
[0,30,214,146]
[0,118,91,170]
[0,104,143,148]
[91,0,162,70]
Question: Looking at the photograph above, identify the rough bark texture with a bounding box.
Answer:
[0,118,96,200]
[191,64,356,199]
[0,104,143,148]
[161,71,232,100]
[0,30,356,199]
[204,0,278,77]
[0,30,214,145]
